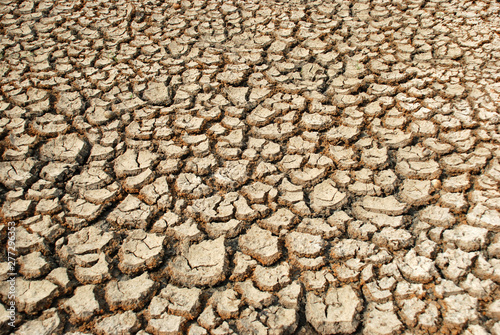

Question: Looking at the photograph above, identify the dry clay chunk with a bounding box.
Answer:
[39,134,90,164]
[74,253,112,285]
[148,284,202,320]
[118,229,165,274]
[18,251,51,279]
[94,311,140,335]
[63,285,100,324]
[105,273,158,311]
[14,308,63,335]
[57,226,116,266]
[107,195,156,229]
[363,302,403,335]
[253,263,291,292]
[0,278,58,314]
[310,179,348,214]
[285,231,326,258]
[114,149,158,178]
[467,204,500,232]
[143,81,172,105]
[0,158,39,190]
[239,225,282,265]
[306,286,363,334]
[169,237,227,286]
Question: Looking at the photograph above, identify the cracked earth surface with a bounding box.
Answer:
[0,0,500,334]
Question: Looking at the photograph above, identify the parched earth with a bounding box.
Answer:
[0,0,500,334]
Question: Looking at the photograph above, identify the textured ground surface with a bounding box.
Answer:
[1,0,500,334]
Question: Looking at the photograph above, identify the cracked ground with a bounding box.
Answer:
[0,0,500,334]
